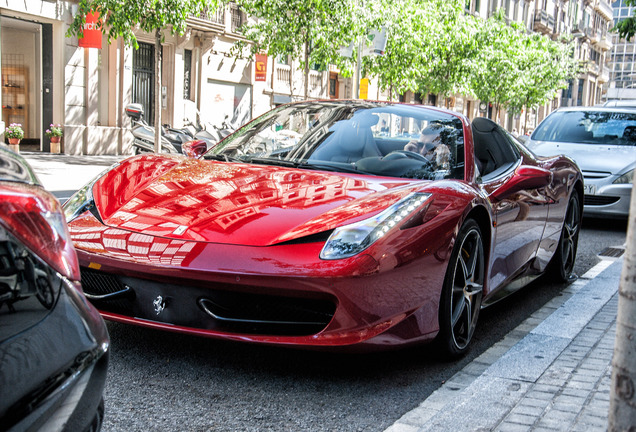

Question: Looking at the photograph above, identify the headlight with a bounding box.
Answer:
[320,192,432,260]
[63,163,119,222]
[613,170,634,185]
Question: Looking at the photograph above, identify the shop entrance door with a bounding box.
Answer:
[1,16,46,150]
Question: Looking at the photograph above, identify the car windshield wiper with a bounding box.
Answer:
[296,161,375,175]
[203,153,243,162]
[245,157,298,168]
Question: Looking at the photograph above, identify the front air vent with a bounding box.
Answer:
[584,195,620,206]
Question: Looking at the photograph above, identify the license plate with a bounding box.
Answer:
[583,183,596,195]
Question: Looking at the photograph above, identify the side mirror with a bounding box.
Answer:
[182,139,208,158]
[491,165,552,201]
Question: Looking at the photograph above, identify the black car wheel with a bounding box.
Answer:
[438,219,484,358]
[83,398,104,432]
[549,191,580,282]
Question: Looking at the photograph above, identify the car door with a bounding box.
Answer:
[472,118,549,300]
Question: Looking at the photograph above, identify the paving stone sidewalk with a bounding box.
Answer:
[386,259,620,432]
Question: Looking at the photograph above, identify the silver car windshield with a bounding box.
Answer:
[205,102,465,181]
[532,110,636,145]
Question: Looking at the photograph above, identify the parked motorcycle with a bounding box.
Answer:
[125,104,188,154]
[125,103,235,155]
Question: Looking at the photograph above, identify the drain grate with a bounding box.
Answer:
[598,246,625,260]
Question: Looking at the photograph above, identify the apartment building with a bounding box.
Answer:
[607,0,636,100]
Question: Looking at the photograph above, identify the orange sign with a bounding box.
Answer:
[78,12,102,49]
[255,54,267,82]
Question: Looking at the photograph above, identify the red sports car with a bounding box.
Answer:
[64,101,582,356]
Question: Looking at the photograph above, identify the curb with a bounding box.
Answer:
[386,259,619,432]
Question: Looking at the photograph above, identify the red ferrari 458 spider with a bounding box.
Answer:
[64,101,582,356]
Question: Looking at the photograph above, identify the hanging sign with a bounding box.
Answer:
[255,54,267,82]
[78,12,102,49]
[359,78,369,100]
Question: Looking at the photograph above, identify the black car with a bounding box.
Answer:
[0,145,109,431]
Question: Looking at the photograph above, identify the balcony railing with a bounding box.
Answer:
[195,7,225,25]
[533,9,555,34]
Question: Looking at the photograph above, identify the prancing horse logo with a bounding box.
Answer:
[153,296,166,315]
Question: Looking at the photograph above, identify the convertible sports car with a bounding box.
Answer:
[64,101,582,356]
[0,146,109,431]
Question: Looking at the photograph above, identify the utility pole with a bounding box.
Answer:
[609,182,636,429]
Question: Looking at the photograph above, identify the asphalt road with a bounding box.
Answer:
[100,216,627,432]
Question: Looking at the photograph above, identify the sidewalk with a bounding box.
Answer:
[20,152,125,200]
[386,258,621,432]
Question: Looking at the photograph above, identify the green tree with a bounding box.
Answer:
[508,34,579,131]
[469,11,526,122]
[67,0,219,153]
[236,0,369,99]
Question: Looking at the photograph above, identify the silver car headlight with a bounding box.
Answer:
[320,192,432,260]
[613,169,634,185]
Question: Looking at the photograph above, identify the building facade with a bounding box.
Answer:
[607,0,636,100]
[0,0,614,155]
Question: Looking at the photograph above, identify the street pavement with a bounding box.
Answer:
[19,151,623,432]
[386,259,620,432]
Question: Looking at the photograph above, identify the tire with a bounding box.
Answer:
[437,219,485,358]
[83,398,104,432]
[549,191,581,282]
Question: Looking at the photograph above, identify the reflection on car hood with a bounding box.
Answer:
[527,140,636,174]
[91,155,423,246]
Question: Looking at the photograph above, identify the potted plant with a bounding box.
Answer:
[45,124,63,153]
[5,123,24,152]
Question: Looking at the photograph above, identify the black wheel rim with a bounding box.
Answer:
[561,195,580,276]
[450,228,484,350]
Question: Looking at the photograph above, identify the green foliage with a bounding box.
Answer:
[236,0,367,75]
[613,0,636,41]
[66,0,219,48]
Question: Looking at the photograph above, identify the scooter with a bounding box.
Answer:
[125,104,188,154]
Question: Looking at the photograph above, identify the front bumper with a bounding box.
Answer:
[69,212,454,349]
[583,180,631,218]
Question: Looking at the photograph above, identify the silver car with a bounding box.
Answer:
[526,107,636,218]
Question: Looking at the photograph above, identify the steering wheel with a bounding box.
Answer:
[385,150,431,164]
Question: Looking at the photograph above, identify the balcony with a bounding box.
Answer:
[274,65,292,95]
[599,67,610,83]
[188,2,242,34]
[596,32,614,51]
[595,0,613,21]
[533,9,555,34]
[585,27,601,44]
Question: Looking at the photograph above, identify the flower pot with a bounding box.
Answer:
[50,136,61,153]
[8,138,20,153]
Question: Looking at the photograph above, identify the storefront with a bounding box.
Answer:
[0,13,54,151]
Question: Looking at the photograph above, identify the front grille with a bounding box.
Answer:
[81,268,134,315]
[582,170,612,180]
[79,267,336,336]
[584,195,620,206]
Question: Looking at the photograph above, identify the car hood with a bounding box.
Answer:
[91,155,424,246]
[527,140,636,174]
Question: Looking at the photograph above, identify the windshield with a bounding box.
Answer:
[532,110,636,145]
[205,102,465,181]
